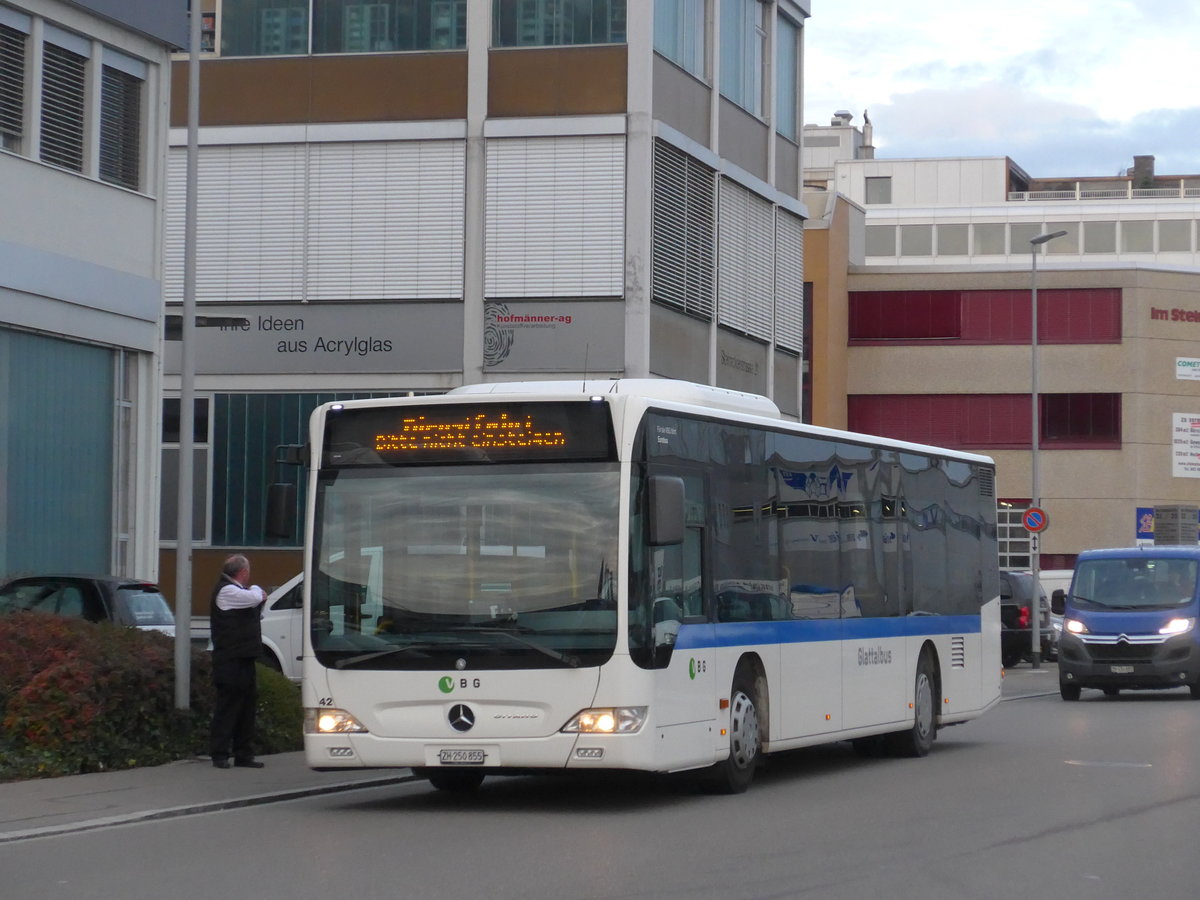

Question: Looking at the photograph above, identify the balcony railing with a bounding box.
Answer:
[1009,182,1200,201]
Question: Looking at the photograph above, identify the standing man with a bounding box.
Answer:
[209,554,267,769]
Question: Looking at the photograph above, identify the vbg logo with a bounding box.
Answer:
[438,676,455,694]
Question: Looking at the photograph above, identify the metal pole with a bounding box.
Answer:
[1029,245,1041,670]
[1026,229,1066,670]
[174,3,201,710]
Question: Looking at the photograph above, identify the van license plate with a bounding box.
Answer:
[438,749,485,765]
[1110,665,1134,674]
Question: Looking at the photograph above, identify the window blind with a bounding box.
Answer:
[40,41,87,172]
[99,65,141,189]
[651,138,714,319]
[0,24,25,151]
[485,134,625,298]
[718,177,773,340]
[775,209,804,353]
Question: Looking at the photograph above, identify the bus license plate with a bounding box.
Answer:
[1110,665,1134,674]
[438,749,485,765]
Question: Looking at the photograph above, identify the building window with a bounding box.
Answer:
[654,0,704,78]
[864,176,891,204]
[313,0,467,53]
[864,224,895,256]
[222,0,310,56]
[1041,393,1120,447]
[973,223,1005,255]
[847,393,1122,451]
[1083,221,1116,254]
[997,499,1032,570]
[936,224,968,256]
[719,0,764,117]
[40,40,87,172]
[1121,220,1154,253]
[652,139,715,320]
[900,224,933,256]
[775,15,799,140]
[1159,219,1192,252]
[493,0,626,48]
[0,19,27,153]
[849,288,1122,345]
[159,397,211,544]
[99,64,142,190]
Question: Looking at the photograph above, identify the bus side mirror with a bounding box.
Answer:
[1051,588,1066,616]
[648,476,685,546]
[265,482,296,539]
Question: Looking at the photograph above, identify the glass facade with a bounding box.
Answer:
[653,0,704,78]
[0,329,114,578]
[718,0,764,117]
[493,0,626,48]
[313,0,466,53]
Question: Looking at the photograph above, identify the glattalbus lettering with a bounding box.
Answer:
[857,645,893,666]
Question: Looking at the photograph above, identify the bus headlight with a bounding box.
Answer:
[562,707,647,734]
[305,708,369,734]
[1159,618,1195,636]
[1064,619,1088,635]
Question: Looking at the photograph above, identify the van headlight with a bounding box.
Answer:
[305,708,368,734]
[1064,618,1088,635]
[562,707,647,734]
[1159,618,1195,636]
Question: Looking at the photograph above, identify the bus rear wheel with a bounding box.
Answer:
[704,670,762,794]
[886,652,937,757]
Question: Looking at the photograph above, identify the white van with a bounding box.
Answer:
[1039,569,1074,660]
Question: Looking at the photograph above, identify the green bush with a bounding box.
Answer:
[0,613,301,782]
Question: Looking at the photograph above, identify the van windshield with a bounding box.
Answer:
[1071,558,1198,610]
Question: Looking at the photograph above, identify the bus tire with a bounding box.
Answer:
[886,651,937,757]
[418,768,485,793]
[1060,683,1081,701]
[704,669,762,794]
[1191,681,1200,700]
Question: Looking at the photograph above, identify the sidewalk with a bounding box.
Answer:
[0,664,1057,843]
[0,751,414,844]
[1001,659,1060,699]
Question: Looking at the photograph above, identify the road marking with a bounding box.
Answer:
[1064,760,1153,768]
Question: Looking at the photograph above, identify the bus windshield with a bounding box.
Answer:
[1071,557,1199,610]
[311,463,620,670]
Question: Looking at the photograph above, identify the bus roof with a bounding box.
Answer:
[450,379,783,418]
[450,379,994,467]
[1077,546,1200,560]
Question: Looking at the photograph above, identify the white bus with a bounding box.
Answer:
[295,380,1001,792]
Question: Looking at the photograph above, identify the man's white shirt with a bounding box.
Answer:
[215,581,266,611]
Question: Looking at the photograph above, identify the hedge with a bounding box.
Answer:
[0,613,302,781]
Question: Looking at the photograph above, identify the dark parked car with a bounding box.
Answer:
[1000,571,1055,668]
[0,575,175,635]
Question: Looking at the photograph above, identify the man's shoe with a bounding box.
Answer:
[212,759,231,769]
[234,759,265,769]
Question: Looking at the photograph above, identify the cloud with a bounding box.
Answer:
[861,83,1200,177]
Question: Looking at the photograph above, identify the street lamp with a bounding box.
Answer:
[1028,229,1067,669]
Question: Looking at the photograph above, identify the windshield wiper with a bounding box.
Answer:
[466,627,581,668]
[333,644,431,669]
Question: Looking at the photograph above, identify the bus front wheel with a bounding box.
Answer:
[704,670,762,794]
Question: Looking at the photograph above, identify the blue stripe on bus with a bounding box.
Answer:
[673,615,981,651]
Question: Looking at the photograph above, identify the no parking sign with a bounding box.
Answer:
[1021,507,1048,533]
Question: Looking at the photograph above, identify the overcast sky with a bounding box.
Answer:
[803,0,1200,178]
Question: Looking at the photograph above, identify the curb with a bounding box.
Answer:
[0,773,417,844]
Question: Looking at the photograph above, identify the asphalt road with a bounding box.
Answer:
[4,679,1198,900]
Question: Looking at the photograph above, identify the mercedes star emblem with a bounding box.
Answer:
[449,704,475,732]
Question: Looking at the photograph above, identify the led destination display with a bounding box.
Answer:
[323,401,615,466]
